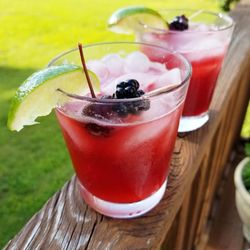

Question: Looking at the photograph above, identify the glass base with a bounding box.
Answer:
[178,112,209,132]
[78,179,167,219]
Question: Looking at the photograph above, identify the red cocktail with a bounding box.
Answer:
[56,101,182,203]
[49,42,191,218]
[137,10,234,131]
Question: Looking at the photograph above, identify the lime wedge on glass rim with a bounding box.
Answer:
[7,64,99,131]
[108,6,168,34]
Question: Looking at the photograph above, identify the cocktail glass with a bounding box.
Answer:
[136,10,234,132]
[48,42,191,218]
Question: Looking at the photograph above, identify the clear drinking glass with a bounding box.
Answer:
[48,42,191,218]
[136,10,234,132]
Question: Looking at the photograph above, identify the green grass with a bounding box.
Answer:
[242,104,250,139]
[0,0,248,248]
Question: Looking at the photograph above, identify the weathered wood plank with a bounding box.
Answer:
[185,156,212,250]
[174,185,192,250]
[4,1,250,249]
[195,71,250,249]
[204,150,245,250]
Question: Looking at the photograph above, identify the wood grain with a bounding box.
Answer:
[4,1,250,249]
[204,150,245,250]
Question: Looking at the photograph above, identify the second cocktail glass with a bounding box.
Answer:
[49,42,191,218]
[136,10,234,132]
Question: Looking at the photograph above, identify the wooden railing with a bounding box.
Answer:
[4,1,250,249]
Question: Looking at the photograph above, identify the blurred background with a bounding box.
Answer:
[0,0,248,248]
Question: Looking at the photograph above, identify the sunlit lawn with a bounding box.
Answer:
[0,0,248,248]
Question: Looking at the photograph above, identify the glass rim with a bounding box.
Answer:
[48,41,192,104]
[138,9,235,34]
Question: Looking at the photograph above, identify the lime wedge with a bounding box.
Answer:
[108,6,168,34]
[8,64,99,131]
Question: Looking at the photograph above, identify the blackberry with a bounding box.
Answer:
[112,103,128,117]
[82,102,114,120]
[116,85,137,99]
[137,89,145,96]
[113,79,150,116]
[114,79,144,99]
[116,81,127,89]
[136,99,150,111]
[116,87,127,99]
[126,79,140,90]
[83,78,151,135]
[83,95,115,136]
[124,86,137,98]
[117,79,140,90]
[169,15,189,31]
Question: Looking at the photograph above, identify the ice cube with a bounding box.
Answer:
[87,60,109,84]
[189,22,210,32]
[123,99,173,149]
[183,36,225,61]
[155,68,182,88]
[195,37,222,51]
[148,61,168,73]
[102,54,124,77]
[101,72,158,95]
[125,51,150,73]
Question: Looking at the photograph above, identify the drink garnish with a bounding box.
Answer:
[108,7,206,33]
[112,79,150,116]
[78,43,96,98]
[108,6,168,34]
[77,46,150,134]
[168,10,204,31]
[7,64,100,131]
[83,77,150,136]
[114,79,142,99]
[169,15,189,31]
[83,79,150,121]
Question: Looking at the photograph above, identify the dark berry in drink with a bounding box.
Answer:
[112,79,150,116]
[169,15,189,31]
